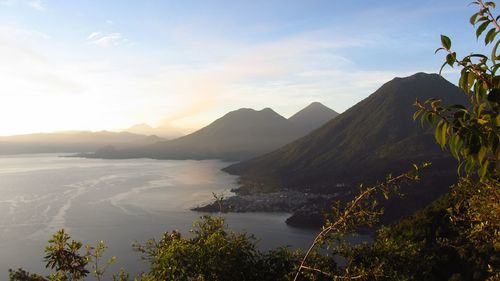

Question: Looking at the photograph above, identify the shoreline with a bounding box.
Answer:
[192,190,340,229]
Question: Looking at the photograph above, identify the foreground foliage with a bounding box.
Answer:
[10,216,302,281]
[132,216,300,281]
[415,0,500,179]
[347,178,499,281]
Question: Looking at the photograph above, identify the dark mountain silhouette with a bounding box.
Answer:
[224,73,469,222]
[87,103,338,161]
[288,102,339,135]
[0,131,163,155]
[147,108,301,160]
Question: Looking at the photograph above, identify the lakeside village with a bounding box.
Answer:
[192,184,349,228]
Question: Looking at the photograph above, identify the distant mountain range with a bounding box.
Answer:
[124,123,185,139]
[0,131,164,155]
[224,73,469,222]
[85,102,338,161]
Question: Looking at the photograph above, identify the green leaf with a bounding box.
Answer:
[439,61,448,75]
[464,157,475,175]
[449,134,462,160]
[467,53,488,59]
[485,27,497,44]
[467,73,476,93]
[420,114,427,127]
[478,159,489,178]
[457,160,465,177]
[448,104,467,110]
[412,110,422,121]
[449,134,457,159]
[426,112,437,125]
[434,120,447,147]
[459,70,468,91]
[476,21,490,38]
[491,39,500,64]
[477,16,490,22]
[446,53,456,66]
[470,12,480,25]
[477,146,487,163]
[440,34,452,49]
[475,80,488,100]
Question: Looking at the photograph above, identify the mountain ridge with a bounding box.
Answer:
[87,103,337,161]
[223,73,468,221]
[124,123,185,139]
[0,131,164,155]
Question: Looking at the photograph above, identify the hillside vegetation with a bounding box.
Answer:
[225,73,467,192]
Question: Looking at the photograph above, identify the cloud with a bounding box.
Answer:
[149,24,438,126]
[141,32,383,129]
[106,19,114,25]
[87,32,101,40]
[86,31,127,47]
[29,0,44,10]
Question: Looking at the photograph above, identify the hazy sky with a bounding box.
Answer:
[0,0,487,135]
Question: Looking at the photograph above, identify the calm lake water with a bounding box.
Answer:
[0,154,317,277]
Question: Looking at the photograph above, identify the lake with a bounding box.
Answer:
[0,154,317,277]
